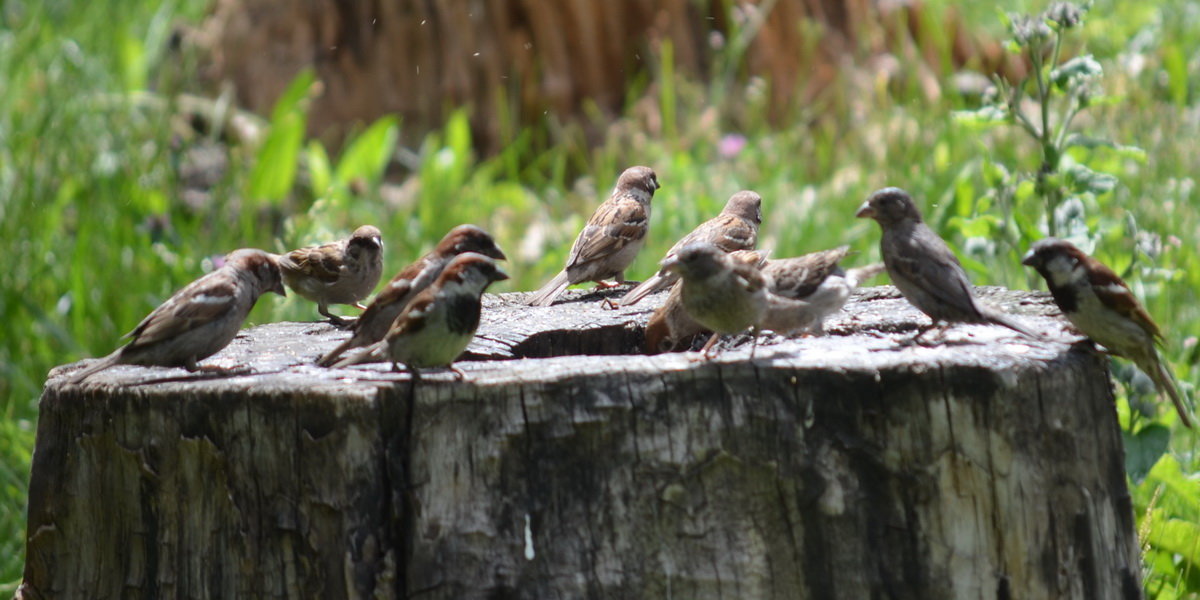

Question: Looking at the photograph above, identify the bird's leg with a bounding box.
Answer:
[320,304,351,328]
[353,302,368,310]
[448,365,466,380]
[899,323,943,347]
[689,333,722,361]
[749,329,760,360]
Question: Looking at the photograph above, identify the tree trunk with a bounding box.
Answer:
[188,0,1021,152]
[20,287,1141,599]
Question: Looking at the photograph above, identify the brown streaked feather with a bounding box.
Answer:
[566,197,648,267]
[1084,256,1163,341]
[387,295,433,340]
[764,247,850,300]
[126,285,237,348]
[286,246,344,282]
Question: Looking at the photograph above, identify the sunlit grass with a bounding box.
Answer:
[2,0,1200,594]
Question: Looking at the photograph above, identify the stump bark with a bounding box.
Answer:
[21,287,1141,599]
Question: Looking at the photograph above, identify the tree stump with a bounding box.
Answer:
[21,286,1141,599]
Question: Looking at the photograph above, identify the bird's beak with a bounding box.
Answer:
[273,281,287,296]
[490,246,508,261]
[374,236,383,249]
[1020,250,1037,267]
[854,201,875,219]
[493,267,510,282]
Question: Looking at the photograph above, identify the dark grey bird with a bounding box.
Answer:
[855,187,1035,338]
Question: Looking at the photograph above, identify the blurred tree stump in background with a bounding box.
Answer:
[21,289,1140,599]
[191,0,1021,152]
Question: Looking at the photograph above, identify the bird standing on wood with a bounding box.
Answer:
[645,250,768,354]
[757,247,884,336]
[317,224,506,367]
[855,187,1036,339]
[278,225,384,326]
[69,248,286,383]
[333,253,508,376]
[620,190,761,306]
[1023,237,1192,428]
[659,243,767,358]
[526,166,660,306]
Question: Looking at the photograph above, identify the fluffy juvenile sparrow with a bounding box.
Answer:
[279,225,384,326]
[660,243,767,358]
[332,253,509,375]
[757,247,884,336]
[1023,238,1192,428]
[856,187,1036,338]
[526,166,660,306]
[620,190,761,306]
[317,225,506,367]
[645,250,768,354]
[68,248,286,383]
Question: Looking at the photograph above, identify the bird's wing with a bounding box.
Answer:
[566,196,648,268]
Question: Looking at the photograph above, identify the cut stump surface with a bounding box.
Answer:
[22,286,1140,599]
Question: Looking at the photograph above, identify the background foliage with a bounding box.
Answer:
[2,0,1199,594]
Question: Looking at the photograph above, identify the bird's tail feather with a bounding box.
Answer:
[620,274,669,306]
[846,263,885,287]
[332,341,386,369]
[67,351,122,384]
[981,306,1040,339]
[1143,353,1193,429]
[317,337,356,368]
[526,271,571,307]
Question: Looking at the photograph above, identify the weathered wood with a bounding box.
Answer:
[21,287,1141,599]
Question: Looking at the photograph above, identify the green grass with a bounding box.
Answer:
[3,0,1200,594]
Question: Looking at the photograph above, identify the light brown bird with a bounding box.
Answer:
[757,247,884,336]
[279,225,383,326]
[332,253,509,376]
[621,190,761,306]
[659,243,767,358]
[69,249,286,383]
[526,166,660,306]
[317,225,505,367]
[1023,237,1192,428]
[645,250,767,354]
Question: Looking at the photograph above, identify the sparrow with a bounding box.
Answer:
[526,166,660,306]
[645,249,767,354]
[855,187,1036,338]
[332,253,509,375]
[1022,237,1192,428]
[757,247,885,336]
[68,248,286,384]
[279,225,384,326]
[316,224,506,367]
[620,190,761,306]
[660,243,767,358]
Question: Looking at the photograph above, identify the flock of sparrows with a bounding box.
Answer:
[66,166,1192,428]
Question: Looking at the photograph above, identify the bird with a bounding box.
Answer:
[620,190,761,306]
[68,248,286,384]
[332,253,509,376]
[1022,237,1192,428]
[659,243,768,358]
[317,225,506,367]
[526,166,660,306]
[855,187,1036,339]
[278,225,384,326]
[757,247,885,336]
[645,249,767,354]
